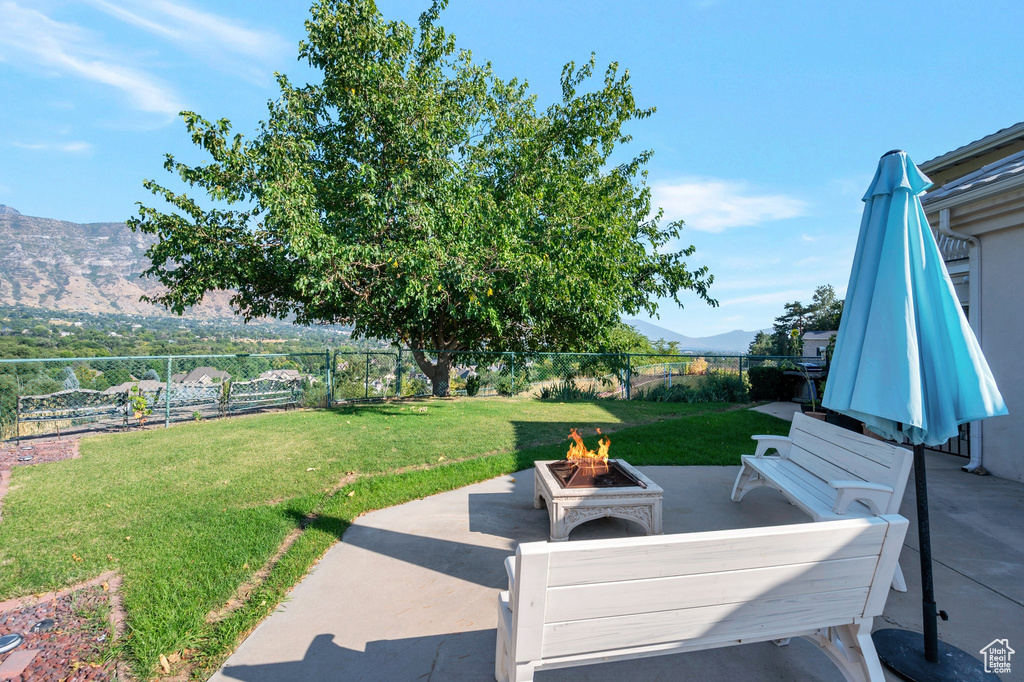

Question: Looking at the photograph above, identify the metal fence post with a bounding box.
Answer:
[325,349,332,408]
[396,349,403,397]
[165,356,172,428]
[509,352,515,396]
[625,354,632,400]
[365,352,370,399]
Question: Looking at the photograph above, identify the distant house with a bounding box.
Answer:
[257,369,302,382]
[802,331,837,359]
[920,122,1024,482]
[170,367,231,384]
[103,379,165,395]
[0,327,12,336]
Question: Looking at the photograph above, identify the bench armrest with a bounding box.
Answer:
[504,556,516,612]
[830,481,894,515]
[752,435,792,458]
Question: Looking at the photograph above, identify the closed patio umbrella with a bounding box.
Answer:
[822,150,1007,681]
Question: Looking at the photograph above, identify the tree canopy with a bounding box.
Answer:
[748,284,844,357]
[129,0,714,395]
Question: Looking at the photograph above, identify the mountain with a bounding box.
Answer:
[0,207,235,317]
[623,319,765,353]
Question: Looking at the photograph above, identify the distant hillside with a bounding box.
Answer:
[0,206,235,318]
[623,319,764,353]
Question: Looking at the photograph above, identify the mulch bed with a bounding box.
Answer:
[0,439,80,472]
[0,582,128,681]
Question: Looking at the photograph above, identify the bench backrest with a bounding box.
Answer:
[227,378,303,412]
[788,413,912,510]
[18,389,123,420]
[154,382,223,408]
[509,515,907,664]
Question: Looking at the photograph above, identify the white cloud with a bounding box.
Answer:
[801,233,816,242]
[719,288,808,307]
[89,0,289,80]
[0,2,182,115]
[12,140,93,153]
[653,178,808,233]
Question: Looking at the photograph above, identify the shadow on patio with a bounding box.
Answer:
[210,439,1024,681]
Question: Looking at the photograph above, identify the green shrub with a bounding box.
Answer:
[301,383,328,408]
[496,374,530,396]
[638,371,747,403]
[539,380,601,401]
[638,384,695,403]
[694,371,748,402]
[465,374,480,397]
[747,366,798,401]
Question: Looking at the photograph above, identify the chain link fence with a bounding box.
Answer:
[1,349,821,441]
[328,351,820,403]
[0,352,329,441]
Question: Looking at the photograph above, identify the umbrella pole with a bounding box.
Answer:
[913,442,940,662]
[872,443,999,680]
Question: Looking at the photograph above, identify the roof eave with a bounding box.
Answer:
[920,122,1024,174]
[922,171,1024,213]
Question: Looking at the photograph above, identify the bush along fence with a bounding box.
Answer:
[0,350,821,441]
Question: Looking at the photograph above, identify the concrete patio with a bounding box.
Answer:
[212,413,1024,681]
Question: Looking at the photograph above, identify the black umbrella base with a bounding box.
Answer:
[873,629,1000,681]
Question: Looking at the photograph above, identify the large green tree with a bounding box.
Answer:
[750,284,844,356]
[129,0,714,395]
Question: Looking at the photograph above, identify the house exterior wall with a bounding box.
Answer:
[928,186,1024,482]
[802,332,836,359]
[976,223,1024,482]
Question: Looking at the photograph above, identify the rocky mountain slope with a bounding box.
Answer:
[0,205,235,317]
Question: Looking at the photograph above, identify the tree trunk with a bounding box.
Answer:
[411,350,454,397]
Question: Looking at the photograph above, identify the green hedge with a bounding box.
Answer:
[747,366,799,401]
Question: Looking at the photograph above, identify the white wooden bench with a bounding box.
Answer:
[495,514,908,682]
[731,412,913,591]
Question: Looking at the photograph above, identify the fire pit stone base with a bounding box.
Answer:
[534,459,663,542]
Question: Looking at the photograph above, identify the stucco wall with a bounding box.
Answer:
[977,225,1024,482]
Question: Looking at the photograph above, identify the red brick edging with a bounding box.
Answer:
[0,571,125,639]
[0,470,10,523]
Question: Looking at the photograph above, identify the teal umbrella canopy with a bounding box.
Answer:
[822,151,1007,446]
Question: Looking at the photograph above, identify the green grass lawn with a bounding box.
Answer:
[0,398,788,677]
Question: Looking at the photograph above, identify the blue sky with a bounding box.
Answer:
[2,1,1023,338]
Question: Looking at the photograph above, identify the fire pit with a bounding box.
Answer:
[545,459,647,488]
[533,429,663,541]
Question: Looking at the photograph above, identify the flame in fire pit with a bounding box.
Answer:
[566,428,611,465]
